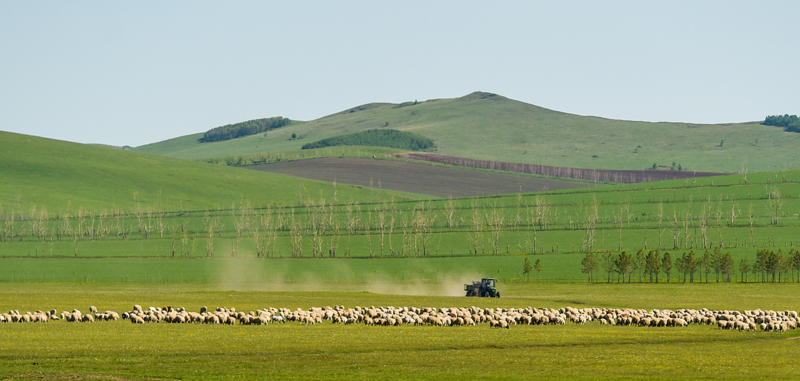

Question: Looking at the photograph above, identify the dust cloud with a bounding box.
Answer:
[214,258,484,297]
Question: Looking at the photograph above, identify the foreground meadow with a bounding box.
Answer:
[1,283,798,380]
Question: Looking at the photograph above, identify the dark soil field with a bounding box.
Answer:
[246,158,589,197]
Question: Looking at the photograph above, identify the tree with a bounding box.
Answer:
[712,247,723,282]
[662,252,673,283]
[615,251,632,283]
[523,257,532,282]
[645,250,658,283]
[200,117,290,143]
[291,133,297,139]
[676,252,687,283]
[754,249,769,282]
[580,252,597,283]
[602,252,615,283]
[739,257,750,283]
[534,259,542,281]
[635,249,645,282]
[686,250,697,283]
[768,187,782,225]
[723,251,734,282]
[701,250,711,283]
[443,197,456,231]
[791,249,800,282]
[756,249,780,282]
[764,114,800,132]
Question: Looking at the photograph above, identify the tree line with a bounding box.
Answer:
[301,129,435,151]
[200,117,291,143]
[580,248,800,283]
[764,114,800,133]
[3,182,799,260]
[396,153,721,184]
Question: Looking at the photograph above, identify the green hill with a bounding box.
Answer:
[132,92,799,174]
[0,131,421,214]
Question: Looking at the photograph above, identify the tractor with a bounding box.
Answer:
[464,278,500,297]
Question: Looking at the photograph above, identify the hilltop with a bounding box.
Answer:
[0,131,421,214]
[133,92,799,174]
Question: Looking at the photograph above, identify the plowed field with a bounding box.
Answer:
[246,158,589,197]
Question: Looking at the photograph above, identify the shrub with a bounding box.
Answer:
[301,129,435,151]
[200,117,290,143]
[764,114,800,133]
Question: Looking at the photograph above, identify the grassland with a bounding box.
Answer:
[5,127,800,379]
[132,91,800,173]
[0,131,421,213]
[0,283,798,380]
[3,167,800,287]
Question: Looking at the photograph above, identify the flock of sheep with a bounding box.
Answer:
[1,305,797,333]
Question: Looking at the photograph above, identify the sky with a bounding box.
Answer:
[1,1,798,147]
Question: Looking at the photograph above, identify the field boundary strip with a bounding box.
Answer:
[396,153,726,184]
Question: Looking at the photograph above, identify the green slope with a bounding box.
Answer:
[0,131,422,213]
[132,92,799,173]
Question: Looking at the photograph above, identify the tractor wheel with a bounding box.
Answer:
[496,292,501,298]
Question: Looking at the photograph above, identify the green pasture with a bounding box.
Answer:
[0,284,798,380]
[3,169,800,270]
[0,131,422,212]
[133,91,800,174]
[0,245,796,285]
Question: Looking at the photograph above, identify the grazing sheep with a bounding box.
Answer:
[3,303,795,334]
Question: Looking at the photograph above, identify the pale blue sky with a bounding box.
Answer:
[1,1,798,147]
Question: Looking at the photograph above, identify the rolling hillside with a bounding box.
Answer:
[133,92,799,174]
[0,131,421,214]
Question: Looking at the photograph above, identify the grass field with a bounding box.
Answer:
[0,242,797,286]
[0,131,422,212]
[4,167,800,267]
[132,91,800,174]
[0,283,798,380]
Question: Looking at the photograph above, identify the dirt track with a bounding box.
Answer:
[246,158,589,198]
